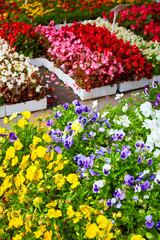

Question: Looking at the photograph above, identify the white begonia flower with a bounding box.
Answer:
[115,93,124,100]
[36,86,42,92]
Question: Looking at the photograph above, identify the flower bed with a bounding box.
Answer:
[1,0,146,26]
[0,38,47,114]
[82,18,160,75]
[103,2,160,42]
[0,81,160,239]
[35,21,153,92]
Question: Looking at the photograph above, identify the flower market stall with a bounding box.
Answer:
[0,0,160,239]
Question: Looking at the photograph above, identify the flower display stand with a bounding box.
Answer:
[30,58,117,100]
[118,76,160,92]
[0,97,47,118]
[30,58,160,99]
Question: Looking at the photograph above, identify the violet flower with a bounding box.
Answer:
[145,215,154,228]
[9,132,18,142]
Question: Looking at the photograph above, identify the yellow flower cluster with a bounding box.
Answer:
[0,111,114,239]
[131,235,146,240]
[19,1,54,17]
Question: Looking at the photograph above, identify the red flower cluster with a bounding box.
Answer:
[104,2,160,42]
[64,22,153,81]
[0,0,22,22]
[0,20,46,58]
[0,21,36,47]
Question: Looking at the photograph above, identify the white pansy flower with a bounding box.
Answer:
[122,103,128,112]
[115,93,124,100]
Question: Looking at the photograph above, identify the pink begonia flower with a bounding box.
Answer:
[85,69,91,76]
[91,62,99,70]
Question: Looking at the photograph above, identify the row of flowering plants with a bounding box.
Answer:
[0,20,48,58]
[0,37,45,105]
[0,0,151,26]
[0,81,160,239]
[83,18,160,76]
[103,2,160,42]
[35,20,153,91]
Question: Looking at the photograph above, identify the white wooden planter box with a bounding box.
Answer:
[0,97,47,118]
[118,75,160,92]
[0,105,6,118]
[54,67,117,100]
[30,58,117,100]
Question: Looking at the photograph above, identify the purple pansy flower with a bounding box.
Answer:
[124,174,134,187]
[145,215,154,228]
[141,180,150,191]
[157,220,160,231]
[156,94,160,101]
[47,119,53,126]
[9,132,18,142]
[54,110,62,119]
[147,158,153,165]
[63,136,73,149]
[63,103,69,109]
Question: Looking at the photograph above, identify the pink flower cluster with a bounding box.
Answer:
[36,21,123,91]
[35,21,153,91]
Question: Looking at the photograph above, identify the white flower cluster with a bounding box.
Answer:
[140,102,160,150]
[83,18,160,62]
[0,38,42,92]
[113,115,131,127]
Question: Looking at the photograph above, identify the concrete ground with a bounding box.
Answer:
[0,87,143,128]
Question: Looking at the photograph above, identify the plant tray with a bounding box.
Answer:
[30,58,117,100]
[0,97,47,118]
[118,76,160,92]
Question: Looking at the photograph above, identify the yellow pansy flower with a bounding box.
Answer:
[36,146,47,158]
[26,165,37,181]
[86,223,99,239]
[97,215,113,230]
[67,205,75,218]
[66,173,80,188]
[47,208,62,218]
[71,120,83,134]
[34,169,43,180]
[131,235,146,240]
[11,156,19,166]
[43,230,52,240]
[0,167,6,178]
[21,111,31,119]
[14,171,25,189]
[46,201,57,208]
[9,112,17,121]
[42,133,51,143]
[33,197,42,207]
[67,173,78,183]
[19,155,30,169]
[31,149,37,161]
[34,225,46,238]
[73,211,83,223]
[3,117,8,124]
[5,146,15,160]
[17,118,27,128]
[14,140,23,150]
[8,212,23,229]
